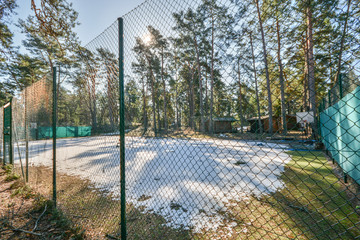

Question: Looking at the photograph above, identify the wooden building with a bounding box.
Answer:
[247,115,298,133]
[205,117,237,133]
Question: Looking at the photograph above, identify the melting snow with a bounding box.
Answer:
[13,136,290,232]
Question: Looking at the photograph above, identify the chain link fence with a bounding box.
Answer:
[10,77,54,197]
[1,0,360,239]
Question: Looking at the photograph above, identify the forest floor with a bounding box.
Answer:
[0,165,85,239]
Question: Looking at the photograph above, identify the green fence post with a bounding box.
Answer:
[2,106,4,165]
[328,91,331,107]
[52,67,57,206]
[9,98,13,165]
[25,88,29,182]
[318,103,321,138]
[339,73,343,99]
[118,17,126,240]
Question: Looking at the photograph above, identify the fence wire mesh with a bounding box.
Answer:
[0,0,360,239]
[53,22,122,238]
[10,77,54,198]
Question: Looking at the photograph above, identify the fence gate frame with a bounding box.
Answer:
[3,99,12,165]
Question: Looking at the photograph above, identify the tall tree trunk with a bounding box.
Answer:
[142,77,147,134]
[303,35,308,112]
[335,0,352,83]
[237,58,244,134]
[175,52,181,129]
[193,36,205,132]
[306,2,317,137]
[188,65,195,130]
[255,0,273,134]
[84,70,96,133]
[106,66,115,132]
[90,74,97,134]
[157,93,161,132]
[151,81,157,136]
[174,52,180,129]
[205,68,209,117]
[250,31,263,134]
[175,84,179,129]
[146,57,157,136]
[161,48,168,133]
[209,10,215,134]
[276,17,287,134]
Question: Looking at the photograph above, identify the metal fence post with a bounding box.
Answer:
[25,87,29,182]
[2,106,5,165]
[52,66,57,206]
[118,17,126,240]
[318,104,321,138]
[2,107,6,165]
[9,98,13,165]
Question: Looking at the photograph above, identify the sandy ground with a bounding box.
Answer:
[13,136,290,232]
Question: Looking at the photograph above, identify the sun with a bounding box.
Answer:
[143,33,152,45]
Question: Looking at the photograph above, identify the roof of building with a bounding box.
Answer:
[213,117,237,122]
[247,115,270,121]
[247,114,296,121]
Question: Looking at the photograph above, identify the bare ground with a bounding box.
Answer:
[0,165,84,239]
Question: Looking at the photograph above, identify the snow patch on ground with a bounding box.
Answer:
[14,136,290,232]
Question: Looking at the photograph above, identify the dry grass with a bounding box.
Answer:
[25,166,190,239]
[0,165,84,239]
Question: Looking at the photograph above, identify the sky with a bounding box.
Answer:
[11,0,146,51]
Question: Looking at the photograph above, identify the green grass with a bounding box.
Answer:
[198,151,360,239]
[267,151,360,239]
